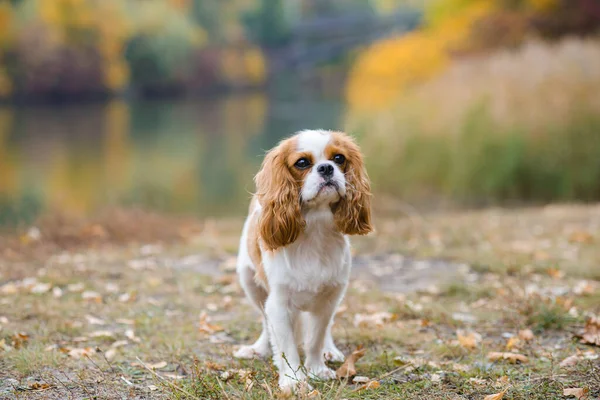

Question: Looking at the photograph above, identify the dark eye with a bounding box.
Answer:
[333,154,346,164]
[294,158,311,169]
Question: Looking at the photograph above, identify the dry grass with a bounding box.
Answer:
[0,205,599,399]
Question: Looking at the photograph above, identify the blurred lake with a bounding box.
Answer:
[0,91,347,226]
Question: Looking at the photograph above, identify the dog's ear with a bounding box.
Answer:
[333,135,373,235]
[255,143,305,250]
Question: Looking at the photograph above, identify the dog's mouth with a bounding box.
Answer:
[318,181,339,193]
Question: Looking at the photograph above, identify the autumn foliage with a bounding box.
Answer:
[346,0,600,112]
[0,0,267,100]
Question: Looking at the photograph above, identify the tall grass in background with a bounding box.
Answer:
[349,38,600,205]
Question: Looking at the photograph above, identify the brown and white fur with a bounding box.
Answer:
[233,130,372,392]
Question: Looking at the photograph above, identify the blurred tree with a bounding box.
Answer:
[242,0,291,47]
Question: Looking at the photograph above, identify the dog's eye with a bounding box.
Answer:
[294,158,311,169]
[332,154,346,165]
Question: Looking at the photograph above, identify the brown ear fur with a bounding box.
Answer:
[332,133,373,235]
[255,141,305,250]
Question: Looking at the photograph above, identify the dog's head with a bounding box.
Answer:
[255,130,372,250]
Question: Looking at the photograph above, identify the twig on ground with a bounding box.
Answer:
[379,364,411,380]
[136,356,201,400]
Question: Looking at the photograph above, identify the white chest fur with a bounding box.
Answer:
[263,209,351,294]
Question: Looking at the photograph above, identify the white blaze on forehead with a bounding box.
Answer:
[296,130,331,160]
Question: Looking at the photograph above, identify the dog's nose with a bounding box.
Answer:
[317,163,334,178]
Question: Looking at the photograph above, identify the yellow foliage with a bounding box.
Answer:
[0,2,14,46]
[346,0,495,112]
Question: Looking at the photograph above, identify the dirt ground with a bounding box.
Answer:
[1,204,599,399]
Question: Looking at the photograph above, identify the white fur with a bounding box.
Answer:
[234,130,351,393]
[298,130,346,202]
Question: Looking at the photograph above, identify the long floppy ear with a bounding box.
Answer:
[333,137,373,235]
[255,143,305,251]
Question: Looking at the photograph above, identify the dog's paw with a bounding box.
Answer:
[233,344,270,359]
[279,376,312,396]
[306,363,337,381]
[323,346,345,363]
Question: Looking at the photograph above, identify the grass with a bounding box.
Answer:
[0,206,599,399]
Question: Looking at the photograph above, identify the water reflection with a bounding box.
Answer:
[0,93,344,225]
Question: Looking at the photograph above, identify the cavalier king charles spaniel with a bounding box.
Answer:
[233,129,372,392]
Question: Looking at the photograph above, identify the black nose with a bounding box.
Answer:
[317,163,334,177]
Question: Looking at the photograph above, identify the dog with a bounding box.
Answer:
[233,129,372,392]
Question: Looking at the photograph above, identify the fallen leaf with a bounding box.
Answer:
[82,291,102,303]
[64,347,95,358]
[573,281,595,296]
[353,376,370,384]
[163,373,185,380]
[30,283,52,294]
[1,282,19,295]
[146,361,167,370]
[85,315,106,325]
[430,373,442,383]
[580,315,600,346]
[307,389,320,398]
[563,387,589,399]
[469,378,487,386]
[90,330,116,339]
[506,337,521,350]
[67,282,85,292]
[353,380,380,392]
[495,376,509,387]
[336,347,366,378]
[569,230,593,244]
[518,329,534,341]
[483,388,508,400]
[220,371,233,381]
[104,348,117,360]
[27,383,52,391]
[125,329,141,343]
[457,330,482,350]
[111,340,128,348]
[198,312,223,334]
[12,333,29,349]
[546,268,565,279]
[118,292,134,303]
[487,352,529,364]
[353,312,396,328]
[205,361,225,371]
[560,355,581,368]
[148,385,158,391]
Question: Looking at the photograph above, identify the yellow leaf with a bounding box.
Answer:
[27,383,52,391]
[457,330,482,350]
[563,387,589,399]
[336,347,367,378]
[198,312,223,334]
[505,337,520,350]
[483,388,508,400]
[569,231,593,244]
[353,380,380,392]
[487,352,529,364]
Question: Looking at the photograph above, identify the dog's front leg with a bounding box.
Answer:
[304,286,343,380]
[265,287,305,392]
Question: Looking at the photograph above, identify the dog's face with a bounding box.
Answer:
[255,130,372,251]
